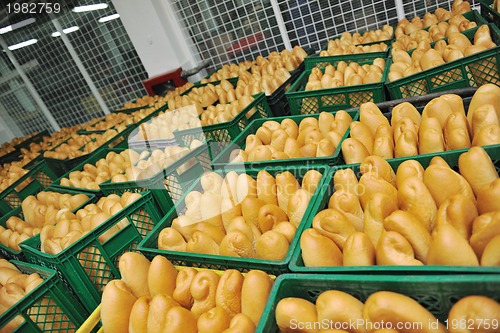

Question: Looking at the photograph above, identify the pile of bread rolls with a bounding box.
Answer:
[101,252,273,333]
[39,192,141,255]
[149,82,195,110]
[0,142,16,158]
[233,46,308,96]
[119,95,161,110]
[319,25,393,57]
[59,150,138,190]
[276,289,499,333]
[0,259,55,332]
[1,191,90,251]
[394,14,478,52]
[201,61,254,84]
[301,146,500,267]
[200,95,255,126]
[389,25,496,82]
[305,58,386,90]
[342,84,500,164]
[158,169,322,261]
[0,163,30,192]
[137,106,201,140]
[229,111,352,163]
[80,113,130,132]
[43,134,93,160]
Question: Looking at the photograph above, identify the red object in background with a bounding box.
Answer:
[226,31,265,58]
[142,67,188,96]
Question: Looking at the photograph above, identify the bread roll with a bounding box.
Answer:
[148,255,177,297]
[236,174,257,204]
[158,227,187,252]
[343,232,375,266]
[221,313,256,333]
[282,118,299,139]
[319,112,335,136]
[481,234,500,266]
[458,146,498,197]
[444,113,471,150]
[118,252,150,298]
[419,117,445,154]
[276,171,300,214]
[448,296,500,333]
[219,231,255,258]
[147,294,180,332]
[256,126,272,145]
[241,270,273,325]
[301,228,343,267]
[350,122,374,154]
[313,208,356,250]
[163,306,197,333]
[226,216,260,247]
[391,102,421,127]
[471,104,500,138]
[423,164,475,207]
[435,194,478,240]
[101,280,137,333]
[476,179,500,215]
[258,204,288,233]
[256,170,278,205]
[316,290,366,333]
[394,118,418,143]
[256,230,289,260]
[129,296,150,333]
[395,130,418,157]
[427,223,479,266]
[200,192,223,228]
[376,231,423,266]
[201,172,223,193]
[288,189,311,228]
[397,176,437,232]
[172,267,197,309]
[197,307,231,333]
[302,170,323,195]
[468,84,500,127]
[360,102,390,137]
[363,291,446,333]
[360,155,397,187]
[276,298,317,333]
[221,199,242,233]
[364,193,398,248]
[273,221,297,243]
[190,270,220,319]
[372,136,394,160]
[186,231,220,255]
[395,160,424,189]
[470,211,500,258]
[358,173,398,210]
[216,269,244,317]
[341,138,370,164]
[241,196,266,229]
[0,282,24,307]
[185,191,203,221]
[333,168,359,196]
[328,191,364,231]
[0,268,22,286]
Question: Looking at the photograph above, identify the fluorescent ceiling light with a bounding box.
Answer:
[98,14,120,23]
[51,26,80,37]
[0,18,36,35]
[8,39,38,51]
[73,3,108,12]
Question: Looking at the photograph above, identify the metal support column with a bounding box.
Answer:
[395,0,406,21]
[0,36,61,132]
[270,0,293,50]
[51,16,111,114]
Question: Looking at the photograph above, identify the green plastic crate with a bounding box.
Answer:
[211,109,359,169]
[481,0,500,26]
[0,160,58,216]
[14,130,50,151]
[267,63,305,117]
[138,164,329,276]
[99,142,213,215]
[20,191,162,313]
[0,186,96,261]
[0,149,21,165]
[194,76,239,88]
[0,260,89,332]
[306,49,390,71]
[289,145,500,274]
[386,23,500,99]
[286,58,388,115]
[256,274,500,333]
[174,92,273,156]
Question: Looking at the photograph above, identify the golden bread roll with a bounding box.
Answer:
[221,199,242,233]
[391,102,421,127]
[394,117,418,143]
[158,227,187,252]
[201,172,223,193]
[147,294,180,332]
[282,118,299,139]
[248,145,272,162]
[397,176,437,232]
[470,212,500,259]
[363,291,446,333]
[350,122,374,154]
[419,117,445,154]
[373,136,395,160]
[470,104,499,138]
[148,255,177,297]
[0,282,24,307]
[476,178,500,215]
[162,306,197,333]
[435,194,478,240]
[256,126,272,145]
[360,155,397,187]
[241,196,266,229]
[118,252,150,298]
[359,172,398,209]
[216,269,244,317]
[319,112,335,136]
[236,174,257,204]
[423,165,475,207]
[256,230,289,260]
[427,223,479,266]
[364,193,398,248]
[241,270,273,325]
[194,222,226,244]
[301,228,343,267]
[276,171,300,214]
[458,146,498,197]
[343,231,375,266]
[185,191,203,221]
[328,191,364,231]
[395,130,418,157]
[219,231,255,258]
[472,123,500,146]
[481,234,500,266]
[468,84,500,127]
[200,192,223,228]
[197,306,231,333]
[276,297,318,333]
[245,135,263,153]
[101,280,137,333]
[333,168,359,196]
[316,290,366,333]
[172,267,197,309]
[270,129,289,152]
[384,210,431,263]
[190,270,220,319]
[341,138,370,164]
[258,204,288,233]
[226,216,260,247]
[359,102,390,137]
[448,296,500,333]
[283,137,303,159]
[221,171,239,203]
[288,189,311,228]
[273,221,297,243]
[186,231,220,255]
[0,268,22,286]
[129,296,150,333]
[376,230,424,266]
[444,112,471,150]
[302,170,323,195]
[222,313,256,333]
[395,159,424,189]
[313,208,356,250]
[256,170,278,205]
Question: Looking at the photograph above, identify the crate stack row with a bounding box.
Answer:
[0,1,499,332]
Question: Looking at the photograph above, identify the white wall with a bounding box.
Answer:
[112,0,205,81]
